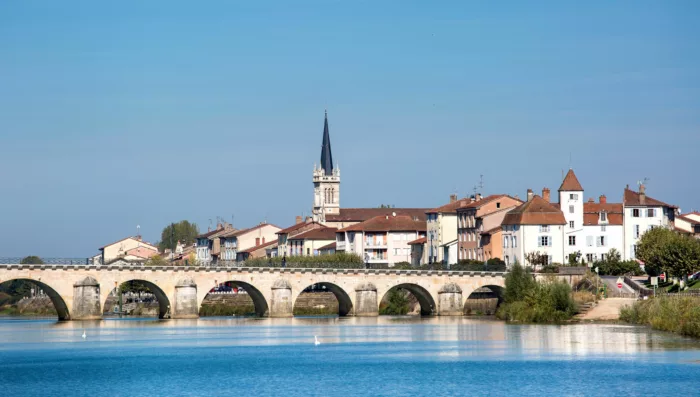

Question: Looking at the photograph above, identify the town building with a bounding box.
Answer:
[675,212,700,238]
[336,214,426,266]
[456,194,522,261]
[236,239,279,261]
[426,194,470,264]
[97,236,159,265]
[408,237,427,266]
[623,185,677,260]
[501,191,567,268]
[275,216,326,257]
[196,222,280,262]
[287,227,338,256]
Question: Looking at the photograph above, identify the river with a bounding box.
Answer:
[0,316,698,396]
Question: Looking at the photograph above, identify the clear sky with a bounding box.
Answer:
[1,1,698,257]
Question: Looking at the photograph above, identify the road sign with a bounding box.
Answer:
[616,277,623,290]
[651,277,658,286]
[660,273,666,281]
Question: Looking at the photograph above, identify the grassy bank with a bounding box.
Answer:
[199,303,256,317]
[496,264,577,323]
[620,296,700,338]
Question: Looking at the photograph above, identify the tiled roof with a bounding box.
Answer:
[583,202,623,226]
[99,236,158,251]
[197,228,227,239]
[454,194,522,213]
[318,242,337,251]
[339,215,427,232]
[677,214,700,225]
[326,208,428,222]
[427,198,473,214]
[558,169,584,191]
[623,188,676,208]
[220,223,281,238]
[407,236,427,245]
[239,239,278,254]
[289,227,338,241]
[125,247,159,259]
[276,221,323,235]
[502,195,567,225]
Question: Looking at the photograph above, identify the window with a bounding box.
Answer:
[570,193,578,200]
[601,225,606,232]
[597,236,606,247]
[505,256,510,266]
[503,236,508,248]
[632,209,640,217]
[539,225,550,232]
[647,208,655,218]
[307,248,310,256]
[569,221,574,229]
[569,205,575,214]
[586,236,593,247]
[539,236,550,247]
[568,236,576,246]
[496,202,501,209]
[634,225,640,238]
[600,253,606,261]
[600,212,607,222]
[586,253,594,263]
[512,236,517,248]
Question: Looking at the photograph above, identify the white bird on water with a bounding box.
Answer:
[82,330,86,339]
[314,335,321,346]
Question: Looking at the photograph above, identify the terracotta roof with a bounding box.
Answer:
[220,223,281,238]
[276,221,323,235]
[197,228,227,239]
[325,208,428,222]
[674,226,692,235]
[558,169,584,191]
[239,239,278,254]
[125,247,159,259]
[288,227,338,241]
[427,198,472,214]
[502,195,567,225]
[677,214,700,225]
[623,188,676,208]
[583,203,624,226]
[318,242,337,251]
[454,194,523,213]
[99,236,158,251]
[407,236,427,245]
[339,215,427,232]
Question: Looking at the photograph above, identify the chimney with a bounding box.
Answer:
[526,189,533,202]
[542,188,550,203]
[639,184,646,205]
[476,193,482,201]
[216,222,223,230]
[305,216,312,223]
[588,198,594,203]
[599,195,607,204]
[295,215,302,224]
[450,193,458,203]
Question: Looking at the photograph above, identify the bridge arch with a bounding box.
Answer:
[463,285,505,315]
[199,280,269,317]
[106,279,171,319]
[0,278,70,321]
[381,283,436,316]
[293,282,353,316]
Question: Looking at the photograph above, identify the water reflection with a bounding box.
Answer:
[0,316,698,359]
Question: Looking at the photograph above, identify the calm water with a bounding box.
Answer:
[0,316,699,396]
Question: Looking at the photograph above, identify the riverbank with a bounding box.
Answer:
[620,296,700,338]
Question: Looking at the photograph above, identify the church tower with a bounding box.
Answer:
[312,111,340,223]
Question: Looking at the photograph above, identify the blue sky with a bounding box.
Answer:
[1,1,698,257]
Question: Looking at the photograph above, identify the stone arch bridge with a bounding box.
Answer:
[0,264,505,321]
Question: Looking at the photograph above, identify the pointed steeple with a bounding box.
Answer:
[320,110,333,176]
[559,169,584,191]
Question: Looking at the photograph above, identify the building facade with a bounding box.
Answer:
[622,185,676,260]
[456,194,522,261]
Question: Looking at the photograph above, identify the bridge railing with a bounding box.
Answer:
[0,257,96,265]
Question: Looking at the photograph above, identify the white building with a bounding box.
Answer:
[558,169,625,265]
[336,215,426,266]
[622,185,677,260]
[501,191,567,268]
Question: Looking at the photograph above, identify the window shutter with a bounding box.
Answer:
[538,237,541,247]
[587,236,593,247]
[549,238,552,247]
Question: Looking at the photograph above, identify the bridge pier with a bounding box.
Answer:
[72,276,102,320]
[173,279,199,319]
[354,282,378,316]
[437,283,463,316]
[269,279,293,317]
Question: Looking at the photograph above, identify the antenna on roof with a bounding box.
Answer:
[569,152,572,169]
[478,174,484,192]
[136,225,140,237]
[231,214,235,228]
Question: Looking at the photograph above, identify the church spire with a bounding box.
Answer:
[320,110,333,176]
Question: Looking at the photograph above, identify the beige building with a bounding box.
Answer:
[336,215,426,266]
[287,227,338,256]
[426,194,472,264]
[675,212,700,238]
[197,222,280,262]
[276,217,326,257]
[97,236,159,265]
[456,194,522,261]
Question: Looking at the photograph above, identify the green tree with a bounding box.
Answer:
[503,263,536,303]
[525,251,549,271]
[636,227,673,276]
[637,227,700,284]
[145,254,168,267]
[20,256,44,264]
[159,221,200,252]
[379,289,411,315]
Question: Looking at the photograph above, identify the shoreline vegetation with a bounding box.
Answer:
[620,296,700,338]
[496,264,578,323]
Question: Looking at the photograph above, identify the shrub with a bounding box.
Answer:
[379,289,411,315]
[245,253,364,268]
[497,266,576,323]
[620,296,700,338]
[503,263,536,303]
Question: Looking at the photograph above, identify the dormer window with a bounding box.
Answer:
[600,212,607,222]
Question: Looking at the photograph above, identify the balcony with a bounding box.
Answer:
[336,241,346,251]
[364,241,387,248]
[366,257,388,263]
